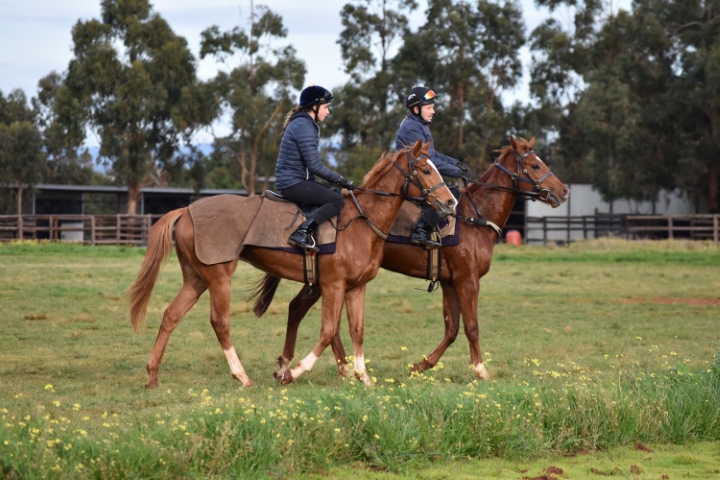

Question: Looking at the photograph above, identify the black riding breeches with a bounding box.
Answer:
[280,181,346,225]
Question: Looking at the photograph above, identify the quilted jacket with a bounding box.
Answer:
[275,111,341,190]
[395,114,463,178]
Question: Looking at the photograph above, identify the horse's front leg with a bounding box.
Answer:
[455,277,489,380]
[344,285,373,385]
[284,284,345,384]
[274,284,321,382]
[411,282,461,374]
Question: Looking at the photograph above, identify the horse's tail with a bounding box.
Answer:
[128,207,187,332]
[248,274,281,318]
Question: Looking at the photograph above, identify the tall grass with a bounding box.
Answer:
[1,366,719,478]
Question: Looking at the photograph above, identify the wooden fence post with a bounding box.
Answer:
[667,216,673,240]
[714,215,718,249]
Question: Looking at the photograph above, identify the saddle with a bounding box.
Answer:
[242,191,338,253]
[188,193,339,267]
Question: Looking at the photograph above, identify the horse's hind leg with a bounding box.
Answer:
[207,275,254,387]
[274,285,322,381]
[412,282,461,374]
[146,262,206,389]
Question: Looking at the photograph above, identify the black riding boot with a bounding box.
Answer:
[288,217,319,252]
[410,219,441,248]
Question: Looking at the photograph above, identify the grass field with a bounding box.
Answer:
[1,239,719,478]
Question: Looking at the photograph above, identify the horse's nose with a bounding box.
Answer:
[446,198,455,208]
[562,187,570,199]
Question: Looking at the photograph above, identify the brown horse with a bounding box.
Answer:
[128,141,457,388]
[252,136,569,381]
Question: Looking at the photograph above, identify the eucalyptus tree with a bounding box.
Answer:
[33,72,94,185]
[195,3,305,195]
[393,0,526,171]
[329,0,417,163]
[528,0,681,207]
[0,90,46,214]
[662,0,720,211]
[65,0,196,213]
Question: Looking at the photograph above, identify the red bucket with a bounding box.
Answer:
[505,230,522,246]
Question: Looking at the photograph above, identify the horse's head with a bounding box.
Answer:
[495,136,569,207]
[397,140,457,217]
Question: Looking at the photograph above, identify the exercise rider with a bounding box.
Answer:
[396,86,474,247]
[275,85,356,251]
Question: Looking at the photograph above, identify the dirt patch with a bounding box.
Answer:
[24,314,47,320]
[621,297,720,305]
[545,466,564,475]
[635,441,653,452]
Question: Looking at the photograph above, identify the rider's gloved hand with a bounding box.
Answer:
[338,177,356,190]
[457,162,475,185]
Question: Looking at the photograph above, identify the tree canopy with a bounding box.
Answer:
[2,0,720,213]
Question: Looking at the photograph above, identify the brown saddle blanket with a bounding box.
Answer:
[388,200,456,239]
[188,192,338,265]
[242,191,337,250]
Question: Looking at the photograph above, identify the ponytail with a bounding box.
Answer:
[281,106,305,136]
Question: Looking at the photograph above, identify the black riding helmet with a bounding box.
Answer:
[405,86,436,109]
[299,85,334,108]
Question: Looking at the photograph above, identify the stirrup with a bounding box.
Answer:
[410,232,441,248]
[288,230,319,252]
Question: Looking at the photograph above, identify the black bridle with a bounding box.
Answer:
[337,149,451,239]
[454,148,557,236]
[470,149,555,202]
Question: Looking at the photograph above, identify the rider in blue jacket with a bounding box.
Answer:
[275,85,355,251]
[396,86,474,247]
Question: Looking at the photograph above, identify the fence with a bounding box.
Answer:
[2,213,719,247]
[526,214,720,246]
[0,214,163,246]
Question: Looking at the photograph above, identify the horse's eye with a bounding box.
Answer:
[532,164,540,170]
[423,169,430,175]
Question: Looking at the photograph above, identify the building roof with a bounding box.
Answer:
[29,184,249,196]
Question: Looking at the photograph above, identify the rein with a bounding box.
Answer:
[455,148,555,236]
[333,150,448,239]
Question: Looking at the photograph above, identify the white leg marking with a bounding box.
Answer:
[224,347,252,385]
[474,363,490,380]
[353,353,366,374]
[289,352,318,379]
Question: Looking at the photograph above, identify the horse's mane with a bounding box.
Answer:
[362,149,396,185]
[493,136,531,160]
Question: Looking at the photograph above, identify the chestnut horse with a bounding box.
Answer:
[252,136,569,381]
[128,141,456,388]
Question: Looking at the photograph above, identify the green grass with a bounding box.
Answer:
[1,239,719,478]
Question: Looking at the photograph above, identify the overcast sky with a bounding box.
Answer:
[0,0,630,145]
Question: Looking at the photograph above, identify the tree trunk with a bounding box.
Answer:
[452,83,465,149]
[127,183,142,215]
[709,163,720,213]
[16,186,24,215]
[249,146,257,197]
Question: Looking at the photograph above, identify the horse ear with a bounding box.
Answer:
[410,139,423,157]
[528,136,536,149]
[509,135,518,151]
[422,140,432,153]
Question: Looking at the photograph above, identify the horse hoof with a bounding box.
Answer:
[272,371,284,383]
[280,371,294,385]
[144,381,159,389]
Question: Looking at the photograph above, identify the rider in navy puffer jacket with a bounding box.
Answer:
[396,86,474,248]
[274,86,355,252]
[396,113,464,178]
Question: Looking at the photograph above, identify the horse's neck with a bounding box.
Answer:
[465,160,518,228]
[355,170,406,232]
